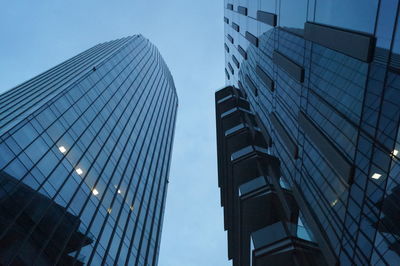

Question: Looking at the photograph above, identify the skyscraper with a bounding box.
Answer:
[0,35,178,265]
[217,1,400,265]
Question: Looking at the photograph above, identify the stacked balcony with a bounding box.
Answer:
[215,86,324,266]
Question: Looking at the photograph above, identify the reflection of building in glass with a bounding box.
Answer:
[0,35,178,265]
[218,1,400,265]
[0,171,93,265]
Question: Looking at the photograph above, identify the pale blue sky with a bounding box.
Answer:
[0,1,229,265]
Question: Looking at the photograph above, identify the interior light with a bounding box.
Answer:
[59,146,67,153]
[393,150,399,156]
[92,188,99,195]
[371,173,382,180]
[331,199,338,207]
[107,208,112,214]
[118,189,122,194]
[76,168,83,175]
[130,205,134,211]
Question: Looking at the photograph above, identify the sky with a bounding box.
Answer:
[0,1,229,265]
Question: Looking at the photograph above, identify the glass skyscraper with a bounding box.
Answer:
[217,0,400,265]
[0,35,178,265]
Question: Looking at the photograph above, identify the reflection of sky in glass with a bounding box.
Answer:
[280,0,308,30]
[315,0,379,34]
[223,0,400,265]
[390,4,400,53]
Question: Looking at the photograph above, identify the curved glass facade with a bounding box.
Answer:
[222,0,400,265]
[0,35,178,265]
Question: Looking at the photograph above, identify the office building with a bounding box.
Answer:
[217,0,400,265]
[0,35,178,265]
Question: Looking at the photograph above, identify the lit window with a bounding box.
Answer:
[331,199,338,207]
[76,168,83,175]
[393,149,399,157]
[130,205,134,211]
[118,189,122,194]
[371,173,382,180]
[92,188,99,195]
[59,146,67,153]
[107,208,112,214]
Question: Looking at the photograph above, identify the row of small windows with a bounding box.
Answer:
[225,3,277,27]
[226,3,247,16]
[225,4,375,63]
[226,23,374,88]
[220,84,395,192]
[224,4,355,181]
[234,57,384,188]
[224,4,399,264]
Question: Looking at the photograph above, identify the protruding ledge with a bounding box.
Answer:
[238,45,248,60]
[273,51,304,83]
[232,55,239,68]
[238,6,248,16]
[298,111,354,184]
[245,75,258,96]
[227,34,234,44]
[257,11,277,27]
[256,65,274,92]
[232,22,240,32]
[245,31,259,47]
[304,22,375,63]
[269,112,298,159]
[228,63,234,75]
[225,68,230,80]
[225,43,230,53]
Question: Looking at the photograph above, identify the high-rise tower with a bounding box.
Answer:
[0,35,178,265]
[217,0,400,265]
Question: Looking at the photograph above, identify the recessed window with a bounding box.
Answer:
[238,6,248,16]
[59,146,67,153]
[232,55,239,68]
[225,68,230,80]
[225,43,230,53]
[76,168,83,175]
[238,45,247,60]
[228,63,234,75]
[245,31,258,47]
[371,173,382,180]
[232,22,240,32]
[92,188,99,195]
[227,34,234,44]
